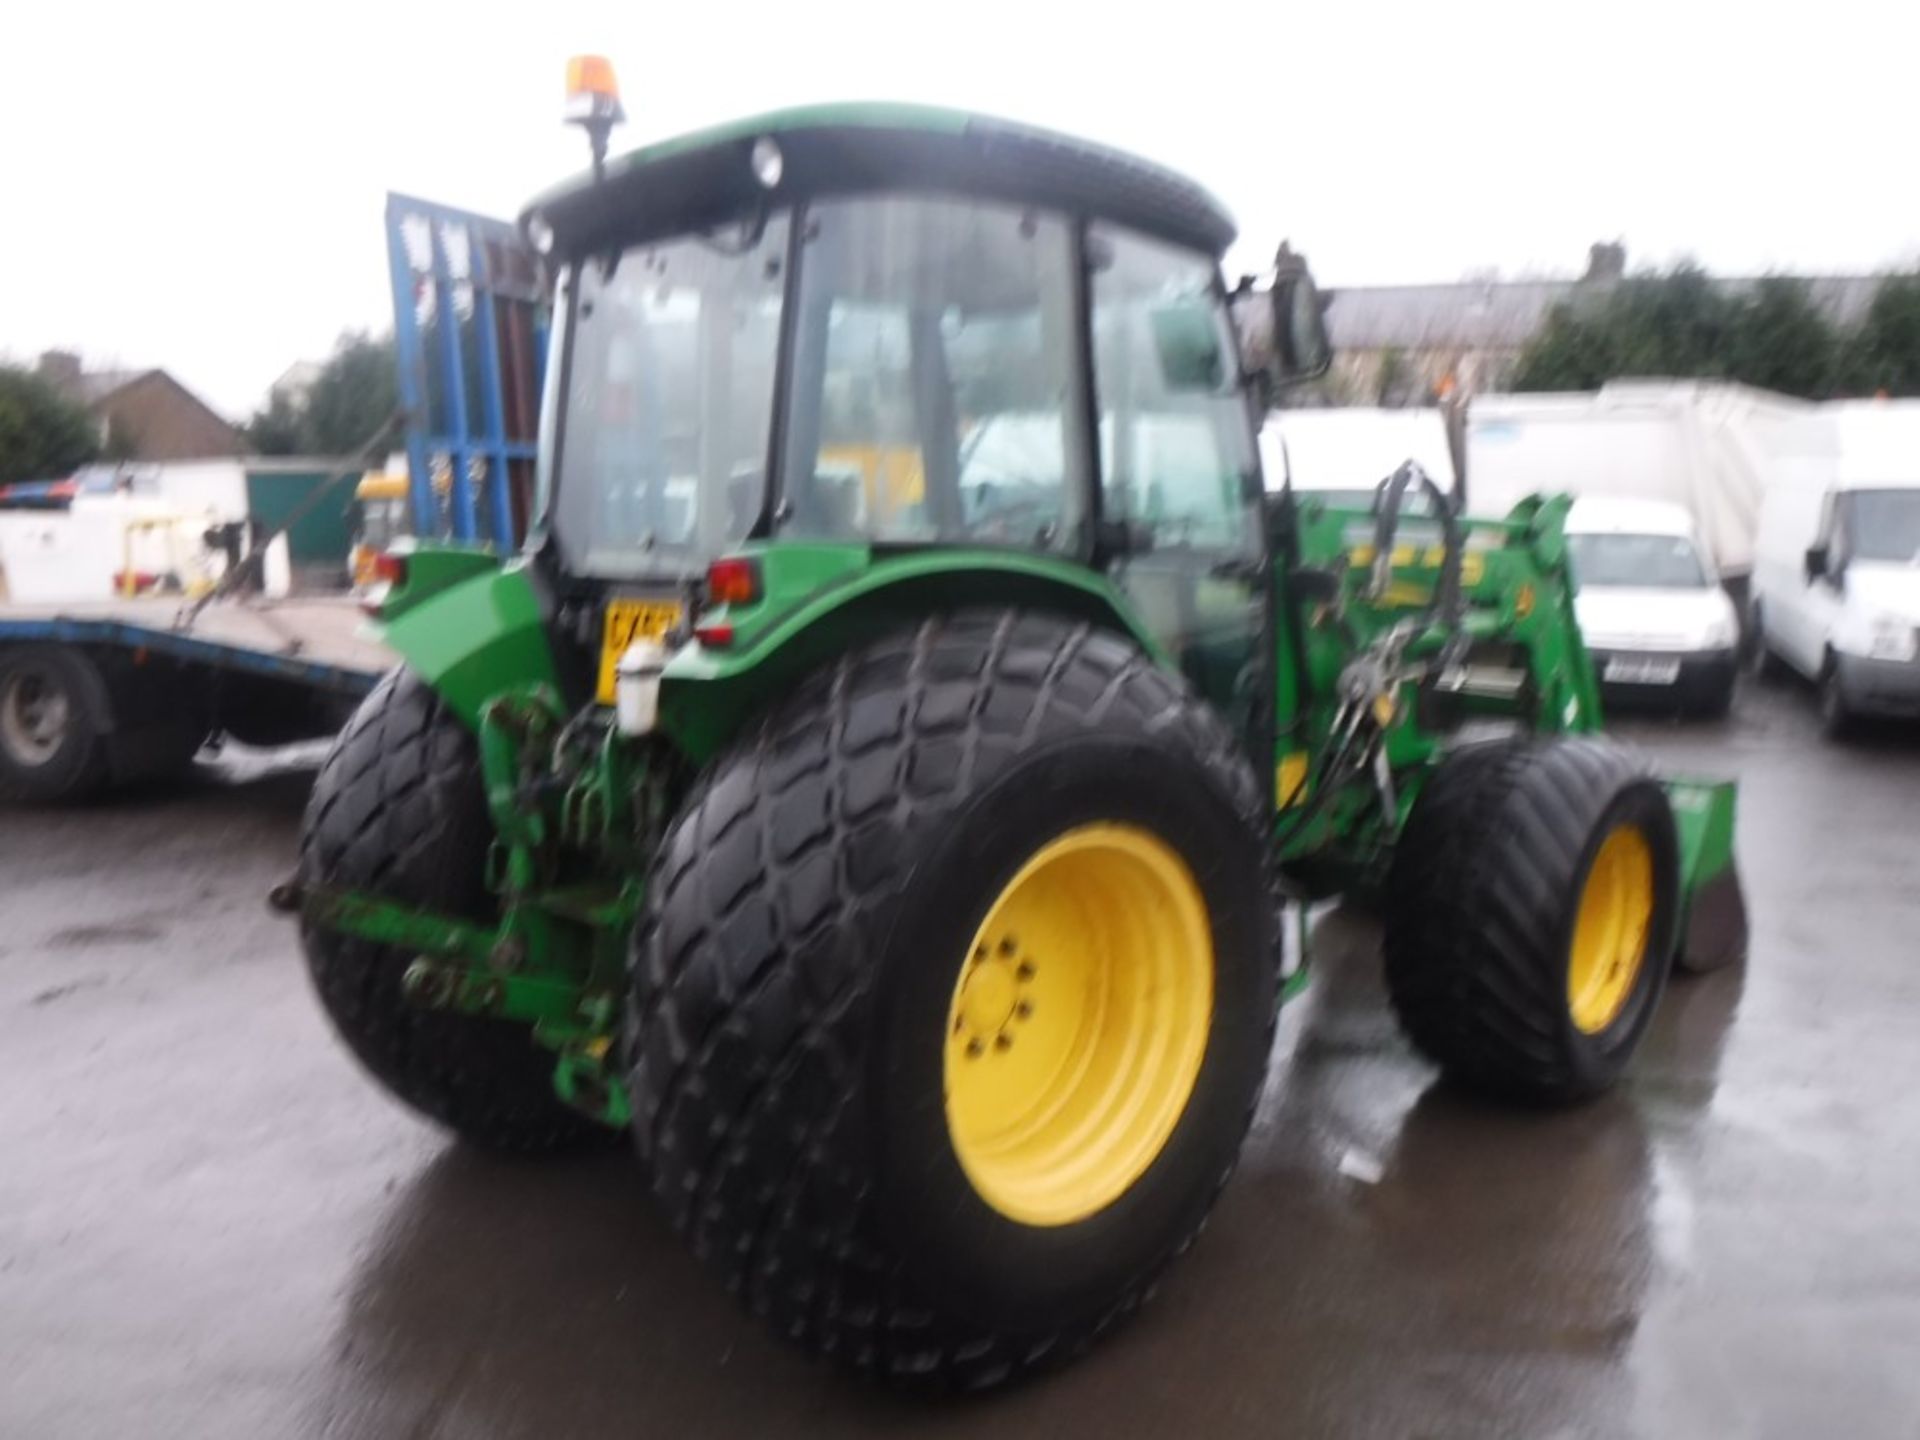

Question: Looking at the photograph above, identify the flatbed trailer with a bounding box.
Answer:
[0,597,391,802]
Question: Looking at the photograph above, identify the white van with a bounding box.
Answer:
[1751,410,1920,734]
[1565,497,1740,717]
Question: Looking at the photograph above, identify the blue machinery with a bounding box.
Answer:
[385,194,547,550]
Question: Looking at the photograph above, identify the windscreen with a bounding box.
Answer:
[779,195,1085,551]
[1843,490,1920,564]
[551,214,789,580]
[1567,531,1710,590]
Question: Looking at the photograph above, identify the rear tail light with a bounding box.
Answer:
[705,556,761,606]
[359,551,409,616]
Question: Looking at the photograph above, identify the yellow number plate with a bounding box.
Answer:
[597,598,683,704]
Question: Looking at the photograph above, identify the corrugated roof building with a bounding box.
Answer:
[1319,246,1886,406]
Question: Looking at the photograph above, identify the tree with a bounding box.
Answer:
[1848,273,1920,396]
[243,333,398,457]
[1512,266,1855,400]
[0,365,100,485]
[1511,265,1740,392]
[242,388,304,456]
[1722,278,1838,397]
[303,334,398,454]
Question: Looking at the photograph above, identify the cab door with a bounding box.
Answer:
[1086,224,1266,748]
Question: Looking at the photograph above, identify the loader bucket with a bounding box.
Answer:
[1663,777,1748,974]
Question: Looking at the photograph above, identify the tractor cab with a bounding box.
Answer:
[518,98,1327,718]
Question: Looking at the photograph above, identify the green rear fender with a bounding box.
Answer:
[374,559,559,730]
[657,545,1162,766]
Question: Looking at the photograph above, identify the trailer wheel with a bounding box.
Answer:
[629,611,1276,1389]
[1383,738,1679,1104]
[0,646,109,802]
[298,668,614,1154]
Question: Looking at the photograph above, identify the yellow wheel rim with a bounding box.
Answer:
[943,823,1214,1228]
[1567,822,1656,1034]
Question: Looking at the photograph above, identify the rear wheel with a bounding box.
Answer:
[298,668,614,1154]
[0,646,108,802]
[1383,738,1680,1104]
[629,611,1276,1388]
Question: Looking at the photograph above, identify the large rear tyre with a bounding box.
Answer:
[629,611,1276,1389]
[0,646,109,803]
[298,668,614,1154]
[1383,738,1680,1104]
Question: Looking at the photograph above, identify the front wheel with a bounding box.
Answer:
[1383,738,1680,1104]
[628,612,1276,1389]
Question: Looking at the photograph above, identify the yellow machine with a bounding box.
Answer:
[349,471,412,588]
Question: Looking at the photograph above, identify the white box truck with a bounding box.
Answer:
[1466,382,1839,606]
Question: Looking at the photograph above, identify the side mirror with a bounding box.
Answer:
[1269,253,1332,384]
[1805,544,1830,583]
[1232,245,1332,394]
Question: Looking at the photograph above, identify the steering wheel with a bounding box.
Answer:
[965,491,1053,544]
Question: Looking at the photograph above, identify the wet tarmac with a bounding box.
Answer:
[3,683,1918,1438]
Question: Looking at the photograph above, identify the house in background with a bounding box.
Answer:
[35,351,243,462]
[1321,244,1883,406]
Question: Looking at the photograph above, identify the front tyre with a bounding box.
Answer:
[298,668,614,1154]
[628,612,1276,1389]
[1383,738,1680,1104]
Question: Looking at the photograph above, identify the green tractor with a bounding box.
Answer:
[279,74,1745,1389]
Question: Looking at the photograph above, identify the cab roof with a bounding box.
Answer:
[524,103,1237,260]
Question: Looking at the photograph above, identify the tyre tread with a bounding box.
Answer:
[299,668,612,1154]
[1383,736,1673,1103]
[629,610,1268,1389]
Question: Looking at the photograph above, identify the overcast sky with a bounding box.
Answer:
[2,0,1912,419]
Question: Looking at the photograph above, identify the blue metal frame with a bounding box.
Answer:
[385,194,547,551]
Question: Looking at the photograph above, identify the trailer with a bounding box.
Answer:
[0,596,389,802]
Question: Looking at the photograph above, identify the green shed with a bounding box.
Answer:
[244,459,357,575]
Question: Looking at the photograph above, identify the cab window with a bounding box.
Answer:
[1089,227,1258,556]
